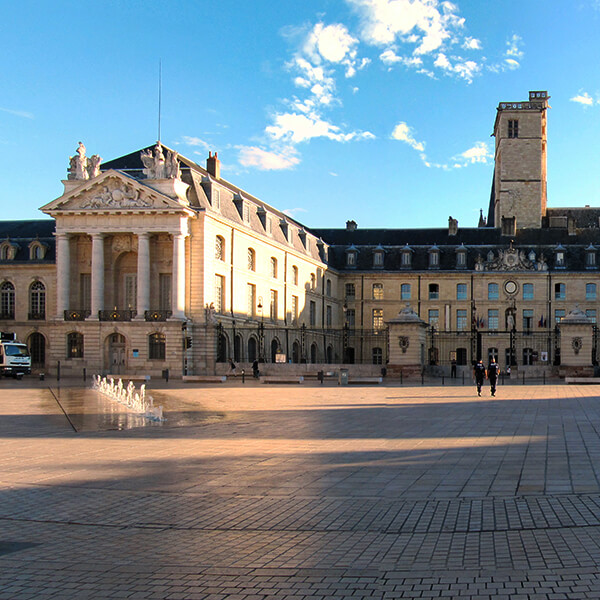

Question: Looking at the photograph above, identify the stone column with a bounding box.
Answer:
[55,232,70,319]
[88,233,105,320]
[170,233,186,319]
[386,305,430,378]
[557,306,595,377]
[135,232,151,319]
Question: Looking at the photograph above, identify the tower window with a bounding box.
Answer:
[508,120,519,138]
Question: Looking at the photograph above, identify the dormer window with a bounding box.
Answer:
[242,202,250,223]
[554,244,566,269]
[586,244,597,269]
[298,229,307,249]
[373,245,385,268]
[279,219,290,242]
[211,187,221,210]
[401,244,412,269]
[0,240,18,261]
[345,245,358,268]
[455,244,467,269]
[428,245,440,269]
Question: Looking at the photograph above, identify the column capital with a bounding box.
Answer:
[91,232,105,240]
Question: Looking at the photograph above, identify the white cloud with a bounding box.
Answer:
[571,92,594,106]
[181,136,210,151]
[0,106,34,119]
[283,207,308,218]
[462,36,481,50]
[304,23,358,64]
[457,141,492,164]
[434,52,480,82]
[390,121,425,152]
[267,112,375,143]
[503,34,523,69]
[238,145,301,170]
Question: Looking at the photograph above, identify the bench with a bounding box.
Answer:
[182,375,227,383]
[106,374,150,382]
[565,377,600,384]
[261,376,304,384]
[304,371,338,379]
[348,377,383,385]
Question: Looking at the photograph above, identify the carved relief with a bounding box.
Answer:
[81,181,151,209]
[112,235,132,253]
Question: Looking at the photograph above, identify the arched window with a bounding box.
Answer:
[148,332,166,360]
[1,281,15,319]
[310,343,318,363]
[215,235,225,261]
[292,265,298,286]
[67,332,84,359]
[372,347,383,365]
[270,257,277,278]
[29,281,46,320]
[246,248,255,271]
[292,340,300,363]
[234,334,242,362]
[248,336,258,362]
[29,242,46,260]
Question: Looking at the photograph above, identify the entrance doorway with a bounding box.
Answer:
[107,333,126,373]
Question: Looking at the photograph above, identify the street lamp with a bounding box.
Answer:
[342,302,349,363]
[257,296,264,361]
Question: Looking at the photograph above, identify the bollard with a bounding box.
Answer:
[442,375,445,386]
[39,373,45,381]
[462,372,465,385]
[543,371,546,385]
[57,361,60,381]
[83,367,86,382]
[400,371,403,385]
[165,368,169,383]
[502,372,505,386]
[421,372,424,386]
[241,369,245,384]
[522,372,525,385]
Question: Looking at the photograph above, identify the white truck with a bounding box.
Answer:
[0,333,31,378]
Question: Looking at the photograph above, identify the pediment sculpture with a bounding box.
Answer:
[140,142,181,179]
[81,180,152,209]
[68,142,102,180]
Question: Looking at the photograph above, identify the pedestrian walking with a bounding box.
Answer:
[229,358,237,377]
[252,359,260,379]
[474,359,486,396]
[488,359,499,396]
[451,358,457,378]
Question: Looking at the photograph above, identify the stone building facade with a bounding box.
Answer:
[0,90,598,378]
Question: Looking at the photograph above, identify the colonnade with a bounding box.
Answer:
[55,230,187,320]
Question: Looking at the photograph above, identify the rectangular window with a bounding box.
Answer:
[456,252,466,267]
[80,273,91,311]
[243,202,250,223]
[456,283,467,300]
[586,283,597,300]
[214,275,225,313]
[555,283,566,300]
[508,119,519,138]
[401,252,411,267]
[523,283,533,300]
[401,283,411,300]
[555,252,565,267]
[429,284,439,300]
[555,309,565,323]
[587,252,596,267]
[456,309,467,330]
[372,283,384,300]
[346,252,356,266]
[247,284,256,317]
[345,283,355,299]
[429,252,439,267]
[269,290,277,321]
[291,295,298,324]
[586,309,597,323]
[523,309,534,331]
[488,309,499,330]
[345,308,355,327]
[488,283,499,300]
[326,305,332,328]
[373,252,384,266]
[212,188,220,210]
[373,308,384,330]
[428,309,439,328]
[159,274,172,311]
[124,274,137,311]
[309,300,316,326]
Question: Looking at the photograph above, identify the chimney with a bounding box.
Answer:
[346,220,357,231]
[207,151,221,179]
[448,216,458,236]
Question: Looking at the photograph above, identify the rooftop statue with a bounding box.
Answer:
[67,141,102,180]
[141,142,180,179]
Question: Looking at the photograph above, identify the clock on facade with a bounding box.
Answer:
[504,280,517,295]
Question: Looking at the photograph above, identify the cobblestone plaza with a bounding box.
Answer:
[3,379,600,598]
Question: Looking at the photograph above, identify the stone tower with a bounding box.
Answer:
[491,90,550,231]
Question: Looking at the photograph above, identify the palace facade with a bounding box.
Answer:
[1,90,599,378]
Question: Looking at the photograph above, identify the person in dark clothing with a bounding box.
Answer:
[450,359,457,378]
[252,359,260,379]
[488,359,499,396]
[473,359,486,396]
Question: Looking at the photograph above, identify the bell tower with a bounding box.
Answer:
[491,90,550,230]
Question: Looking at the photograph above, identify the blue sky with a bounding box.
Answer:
[2,0,600,229]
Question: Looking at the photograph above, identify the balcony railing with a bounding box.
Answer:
[144,310,172,322]
[64,309,91,321]
[99,309,135,322]
[28,311,46,321]
[0,312,15,320]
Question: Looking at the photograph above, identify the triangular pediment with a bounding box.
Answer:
[40,170,188,214]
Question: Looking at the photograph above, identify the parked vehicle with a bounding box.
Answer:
[0,333,31,378]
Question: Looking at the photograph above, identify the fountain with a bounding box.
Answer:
[92,375,165,421]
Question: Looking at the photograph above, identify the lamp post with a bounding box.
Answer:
[342,302,349,364]
[257,296,265,362]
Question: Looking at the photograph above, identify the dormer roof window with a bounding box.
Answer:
[428,244,440,269]
[279,219,290,242]
[345,244,358,268]
[0,240,19,261]
[455,244,467,269]
[586,244,597,269]
[554,243,566,269]
[373,244,385,268]
[29,240,48,261]
[401,244,413,269]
